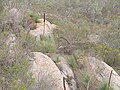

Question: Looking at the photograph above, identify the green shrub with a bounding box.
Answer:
[29,13,40,23]
[67,55,78,69]
[33,36,56,53]
[93,43,120,66]
[83,74,90,83]
[50,53,61,63]
[98,82,113,90]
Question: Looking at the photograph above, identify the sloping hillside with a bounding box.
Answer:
[0,0,120,90]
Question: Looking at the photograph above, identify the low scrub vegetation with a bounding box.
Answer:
[0,0,120,90]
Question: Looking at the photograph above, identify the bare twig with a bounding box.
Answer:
[43,13,46,37]
[73,53,79,66]
[58,37,70,45]
[63,77,66,90]
[108,70,113,89]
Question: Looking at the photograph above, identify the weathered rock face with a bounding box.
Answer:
[8,8,20,23]
[6,34,17,64]
[6,34,16,48]
[29,52,70,90]
[57,56,74,78]
[87,56,120,90]
[56,56,77,90]
[29,19,56,38]
[88,34,100,44]
[4,8,21,36]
